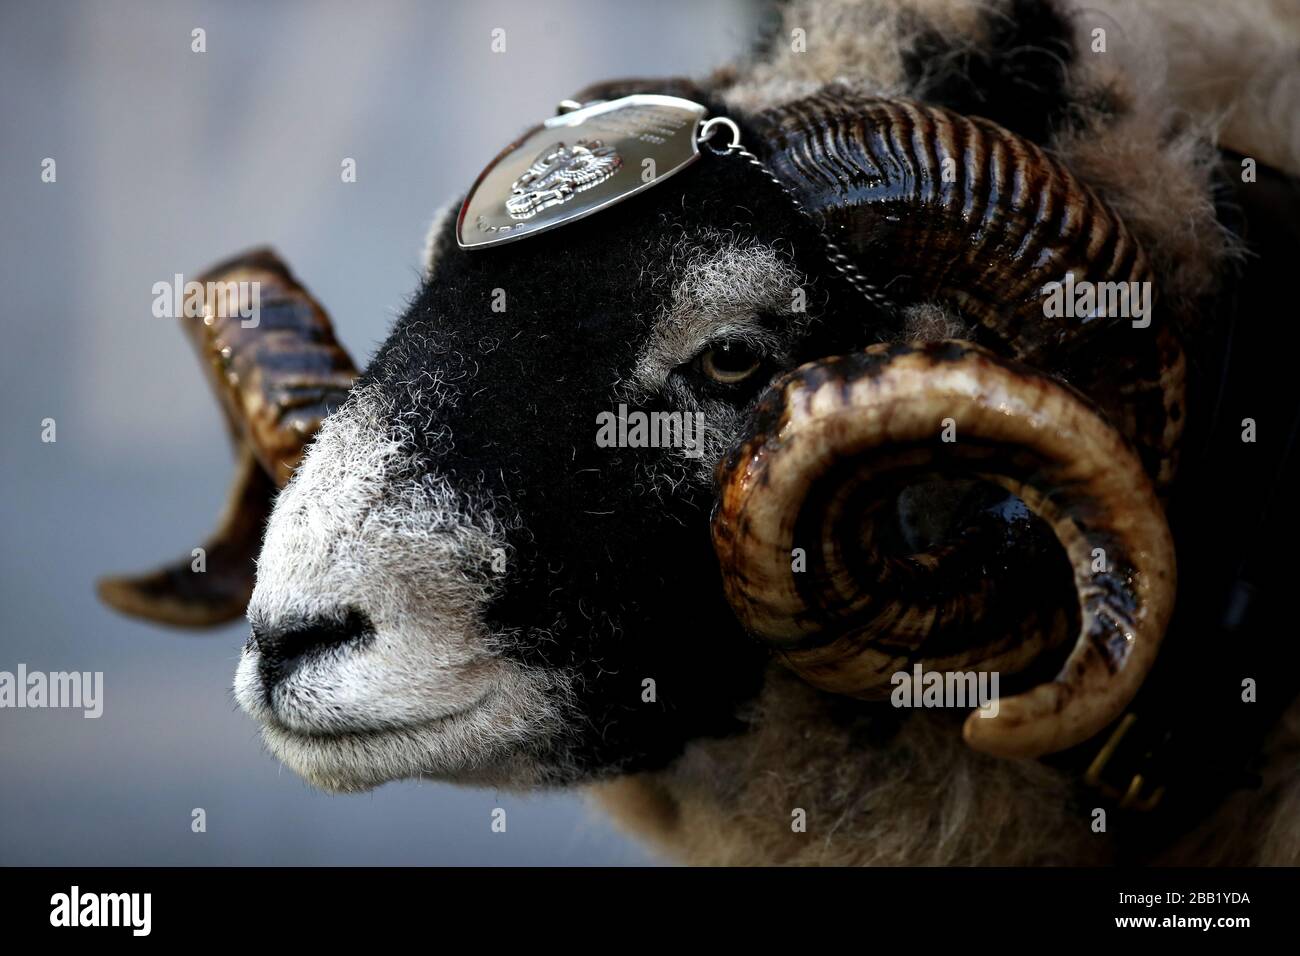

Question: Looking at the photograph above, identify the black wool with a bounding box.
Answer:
[901,0,1078,146]
[360,150,872,776]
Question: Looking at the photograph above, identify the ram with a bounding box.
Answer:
[102,0,1300,865]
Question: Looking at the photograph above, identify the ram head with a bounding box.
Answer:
[99,0,1300,865]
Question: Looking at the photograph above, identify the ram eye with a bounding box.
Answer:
[696,342,764,385]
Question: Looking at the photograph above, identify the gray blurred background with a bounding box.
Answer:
[0,0,763,865]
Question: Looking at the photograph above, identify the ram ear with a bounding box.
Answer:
[97,248,359,628]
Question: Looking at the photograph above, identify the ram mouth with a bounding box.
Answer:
[262,695,493,739]
[234,639,499,730]
[253,693,504,793]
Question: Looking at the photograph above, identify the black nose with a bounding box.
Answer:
[250,608,374,687]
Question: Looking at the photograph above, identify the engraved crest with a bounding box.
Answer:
[505,139,622,220]
[458,95,708,249]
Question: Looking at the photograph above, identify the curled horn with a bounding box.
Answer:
[713,341,1176,759]
[755,90,1186,487]
[97,248,358,627]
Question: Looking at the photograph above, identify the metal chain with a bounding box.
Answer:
[698,118,893,313]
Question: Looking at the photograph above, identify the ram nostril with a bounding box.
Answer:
[252,607,374,687]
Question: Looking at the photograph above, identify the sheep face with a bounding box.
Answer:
[235,153,859,791]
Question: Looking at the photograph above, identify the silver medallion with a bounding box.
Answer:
[456,94,709,249]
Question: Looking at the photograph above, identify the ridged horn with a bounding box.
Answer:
[186,248,359,487]
[97,248,358,627]
[755,90,1185,488]
[712,341,1176,759]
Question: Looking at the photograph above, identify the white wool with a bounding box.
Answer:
[629,231,815,480]
[238,386,574,791]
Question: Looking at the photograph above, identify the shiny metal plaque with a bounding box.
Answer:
[456,94,709,249]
